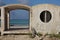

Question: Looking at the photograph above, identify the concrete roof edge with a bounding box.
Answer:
[1,4,31,8]
[32,4,60,7]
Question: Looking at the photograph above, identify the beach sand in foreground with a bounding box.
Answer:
[0,35,60,40]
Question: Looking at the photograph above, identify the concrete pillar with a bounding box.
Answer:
[7,13,9,29]
[29,9,32,33]
[5,10,9,30]
[1,7,5,35]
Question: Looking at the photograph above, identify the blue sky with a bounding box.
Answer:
[1,0,60,19]
[3,0,60,6]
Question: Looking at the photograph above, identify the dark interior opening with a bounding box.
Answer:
[0,9,1,27]
[40,10,52,23]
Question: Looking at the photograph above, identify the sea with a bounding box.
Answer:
[0,19,29,27]
[10,19,29,26]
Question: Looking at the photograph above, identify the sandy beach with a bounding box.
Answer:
[0,35,60,40]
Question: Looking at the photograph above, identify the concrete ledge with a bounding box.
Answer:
[3,29,30,35]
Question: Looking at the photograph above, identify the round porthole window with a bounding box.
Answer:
[40,10,52,23]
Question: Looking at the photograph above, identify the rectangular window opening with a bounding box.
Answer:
[8,9,30,30]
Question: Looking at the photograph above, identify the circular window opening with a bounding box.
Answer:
[40,10,52,23]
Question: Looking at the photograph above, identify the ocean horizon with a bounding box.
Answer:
[0,19,29,27]
[10,19,29,26]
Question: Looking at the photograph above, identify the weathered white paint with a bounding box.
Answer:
[1,7,5,35]
[0,4,31,35]
[31,4,60,34]
[0,4,60,35]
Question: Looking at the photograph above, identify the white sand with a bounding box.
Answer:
[10,25,28,28]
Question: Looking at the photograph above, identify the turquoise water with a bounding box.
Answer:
[0,19,29,26]
[10,19,29,26]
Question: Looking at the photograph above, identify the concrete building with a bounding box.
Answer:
[32,4,60,34]
[0,4,60,35]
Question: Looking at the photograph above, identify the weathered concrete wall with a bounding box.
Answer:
[31,4,60,34]
[0,4,60,35]
[0,4,31,35]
